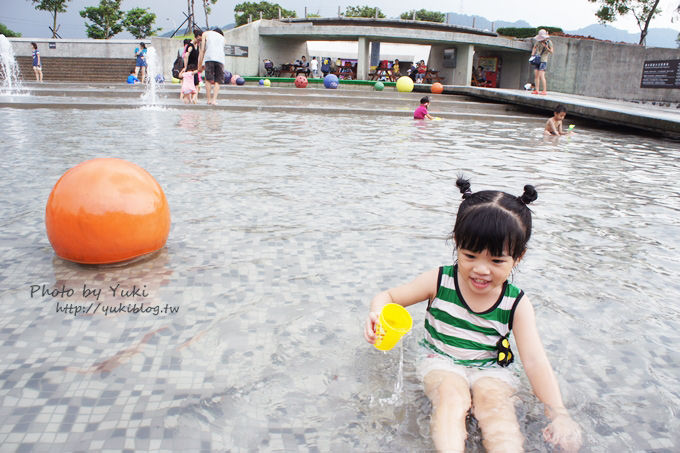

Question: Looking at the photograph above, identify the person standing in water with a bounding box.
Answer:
[196,28,225,106]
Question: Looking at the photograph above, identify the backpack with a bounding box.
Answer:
[172,51,184,79]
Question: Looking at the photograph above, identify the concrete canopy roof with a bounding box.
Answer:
[258,18,532,53]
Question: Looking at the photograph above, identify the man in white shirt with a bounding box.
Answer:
[310,57,319,78]
[196,28,226,105]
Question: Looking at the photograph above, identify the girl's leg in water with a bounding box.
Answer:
[471,377,523,453]
[424,370,471,452]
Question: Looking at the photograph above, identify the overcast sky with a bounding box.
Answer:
[2,0,679,39]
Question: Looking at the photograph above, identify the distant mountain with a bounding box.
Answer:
[445,12,531,31]
[566,23,679,48]
[445,11,678,48]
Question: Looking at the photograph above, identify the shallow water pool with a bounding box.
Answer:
[0,106,678,452]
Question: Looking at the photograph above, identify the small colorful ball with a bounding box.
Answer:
[431,82,444,94]
[323,74,339,89]
[236,77,245,85]
[374,81,384,91]
[259,79,264,85]
[263,79,271,87]
[396,76,414,93]
[295,75,308,88]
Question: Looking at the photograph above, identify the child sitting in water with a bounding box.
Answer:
[545,104,569,135]
[179,64,198,104]
[126,70,139,84]
[364,176,582,453]
[414,96,434,120]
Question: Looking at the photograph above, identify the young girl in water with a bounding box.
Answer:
[364,176,582,453]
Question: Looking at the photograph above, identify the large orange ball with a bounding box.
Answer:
[431,82,444,94]
[45,158,171,264]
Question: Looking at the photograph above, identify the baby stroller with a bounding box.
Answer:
[263,59,280,77]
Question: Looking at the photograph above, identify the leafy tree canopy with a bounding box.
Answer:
[0,22,22,37]
[399,9,445,23]
[30,0,70,14]
[344,6,385,18]
[124,7,160,38]
[496,26,563,39]
[587,0,662,44]
[234,1,296,27]
[30,0,71,37]
[79,0,124,39]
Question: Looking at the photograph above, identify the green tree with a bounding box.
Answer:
[30,0,71,38]
[234,1,296,27]
[344,6,385,18]
[202,0,219,28]
[0,22,22,37]
[587,0,662,45]
[80,0,124,39]
[124,8,160,38]
[399,9,445,22]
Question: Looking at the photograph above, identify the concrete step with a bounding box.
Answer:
[15,56,137,83]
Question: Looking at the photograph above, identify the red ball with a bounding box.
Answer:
[295,75,308,88]
[431,82,444,94]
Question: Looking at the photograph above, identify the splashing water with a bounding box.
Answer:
[141,47,162,106]
[0,35,24,93]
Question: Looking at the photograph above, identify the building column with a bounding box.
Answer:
[370,41,380,67]
[453,43,474,86]
[357,36,370,80]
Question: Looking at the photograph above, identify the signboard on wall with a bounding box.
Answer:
[442,48,456,68]
[224,45,248,57]
[640,59,680,88]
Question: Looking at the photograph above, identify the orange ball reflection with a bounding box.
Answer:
[45,158,171,264]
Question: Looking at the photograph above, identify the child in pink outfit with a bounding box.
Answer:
[414,96,434,120]
[179,64,198,104]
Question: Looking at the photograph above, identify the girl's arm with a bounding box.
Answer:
[364,268,438,344]
[513,296,582,452]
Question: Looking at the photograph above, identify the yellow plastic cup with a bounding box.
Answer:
[374,303,413,351]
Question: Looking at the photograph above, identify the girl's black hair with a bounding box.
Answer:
[187,63,197,71]
[451,176,537,260]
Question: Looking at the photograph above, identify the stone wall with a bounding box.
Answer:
[547,36,680,102]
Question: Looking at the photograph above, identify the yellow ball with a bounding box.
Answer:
[263,79,271,87]
[396,76,414,93]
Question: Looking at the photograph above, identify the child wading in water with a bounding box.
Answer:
[179,64,198,104]
[414,96,434,120]
[364,176,582,453]
[544,104,570,136]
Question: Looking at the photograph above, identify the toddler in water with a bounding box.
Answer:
[364,176,582,453]
[179,64,198,104]
[544,104,570,136]
[414,96,434,120]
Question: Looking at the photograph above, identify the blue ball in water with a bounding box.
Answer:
[236,77,245,86]
[323,74,339,89]
[259,79,264,85]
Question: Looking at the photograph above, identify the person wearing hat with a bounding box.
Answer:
[530,29,553,95]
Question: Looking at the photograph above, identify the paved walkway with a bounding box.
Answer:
[449,86,680,138]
